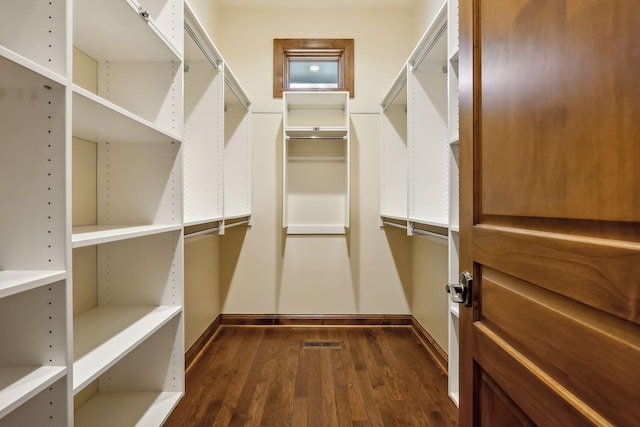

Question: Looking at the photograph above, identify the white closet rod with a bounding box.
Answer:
[184,24,220,70]
[286,136,347,140]
[185,227,219,238]
[412,228,447,240]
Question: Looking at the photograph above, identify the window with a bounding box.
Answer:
[273,39,354,97]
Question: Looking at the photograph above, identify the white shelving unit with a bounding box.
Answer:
[3,1,254,424]
[447,0,461,407]
[283,91,350,235]
[380,2,449,236]
[379,0,460,406]
[71,0,185,425]
[183,2,251,235]
[0,1,71,425]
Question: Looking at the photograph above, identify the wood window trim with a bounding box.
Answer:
[274,38,354,98]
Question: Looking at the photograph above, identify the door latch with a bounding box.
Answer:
[446,271,472,307]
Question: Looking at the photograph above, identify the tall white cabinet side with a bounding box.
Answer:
[0,1,71,425]
[447,0,461,407]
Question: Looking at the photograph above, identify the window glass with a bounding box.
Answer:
[289,60,340,89]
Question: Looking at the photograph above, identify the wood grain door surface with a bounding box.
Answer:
[459,1,639,425]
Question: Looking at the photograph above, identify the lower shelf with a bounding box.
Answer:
[73,305,182,393]
[74,391,182,427]
[0,366,66,419]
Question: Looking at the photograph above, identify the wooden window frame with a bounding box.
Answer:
[274,38,354,98]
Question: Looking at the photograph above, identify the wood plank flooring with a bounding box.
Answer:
[165,326,458,426]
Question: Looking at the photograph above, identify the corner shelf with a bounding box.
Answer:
[283,91,350,235]
[75,391,182,427]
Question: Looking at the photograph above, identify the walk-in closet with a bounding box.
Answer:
[2,0,456,425]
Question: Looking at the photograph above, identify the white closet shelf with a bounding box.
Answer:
[74,0,180,62]
[73,305,182,393]
[284,92,348,110]
[380,214,409,223]
[75,391,182,427]
[72,224,183,248]
[286,225,346,235]
[450,225,460,233]
[224,213,252,222]
[0,366,67,419]
[0,47,67,88]
[448,134,460,145]
[72,86,182,144]
[0,271,66,299]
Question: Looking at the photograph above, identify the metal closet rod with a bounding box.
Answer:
[225,79,250,112]
[184,24,221,71]
[381,77,407,112]
[286,135,347,140]
[412,227,447,240]
[410,24,447,71]
[185,226,219,238]
[382,220,408,230]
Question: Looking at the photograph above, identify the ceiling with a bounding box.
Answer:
[216,0,417,8]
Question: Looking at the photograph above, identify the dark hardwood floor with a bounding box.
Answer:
[165,326,459,426]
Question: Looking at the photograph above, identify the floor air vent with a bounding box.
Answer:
[302,340,343,349]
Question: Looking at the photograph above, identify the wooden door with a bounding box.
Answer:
[458,1,640,426]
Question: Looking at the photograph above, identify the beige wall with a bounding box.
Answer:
[208,1,430,315]
[184,0,450,351]
[412,235,449,351]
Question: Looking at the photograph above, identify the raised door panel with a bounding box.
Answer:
[459,1,640,426]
